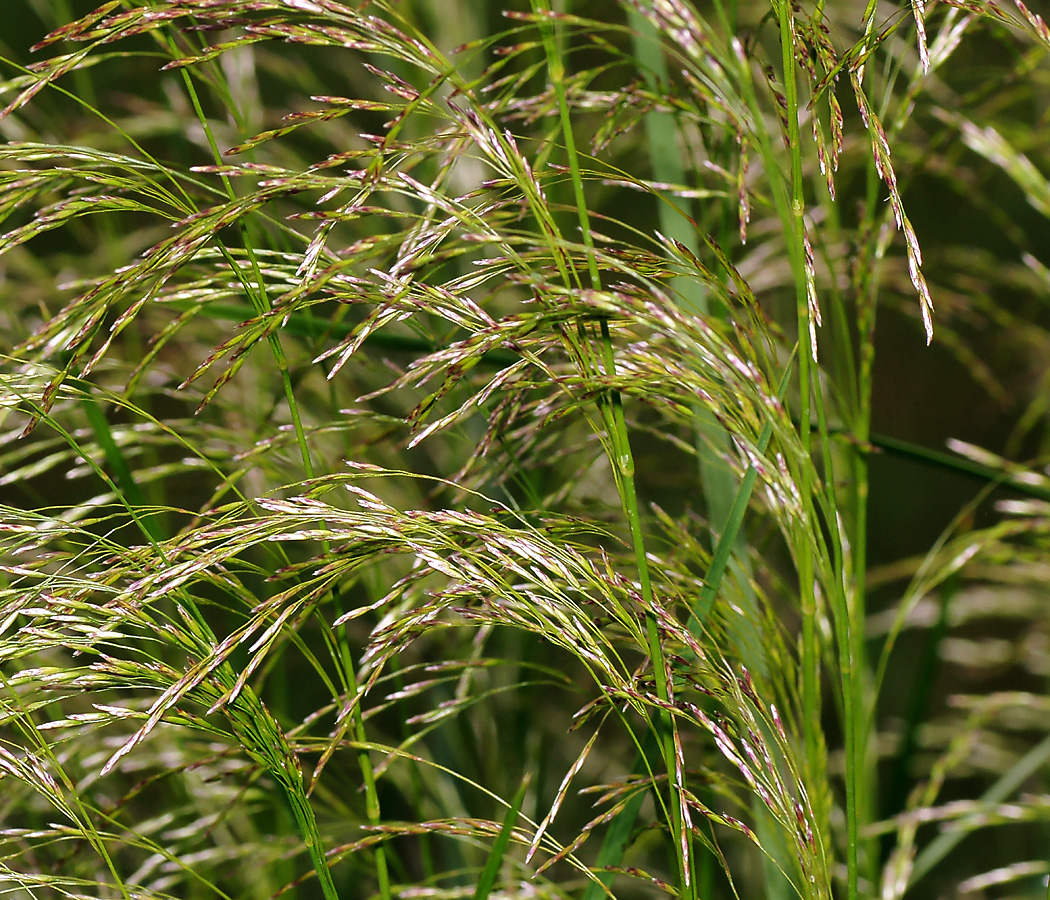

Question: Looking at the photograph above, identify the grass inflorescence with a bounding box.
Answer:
[2,1,1050,899]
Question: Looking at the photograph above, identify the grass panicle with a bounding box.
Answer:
[2,1,1050,899]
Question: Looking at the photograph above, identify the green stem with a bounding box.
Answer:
[848,154,882,884]
[168,43,385,900]
[534,1,692,894]
[770,4,838,892]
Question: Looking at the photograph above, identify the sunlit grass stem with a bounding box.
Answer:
[534,0,693,893]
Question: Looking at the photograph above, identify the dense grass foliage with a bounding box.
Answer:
[2,1,1050,899]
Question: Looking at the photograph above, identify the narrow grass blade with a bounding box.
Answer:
[474,773,531,900]
[79,390,163,542]
[907,733,1050,891]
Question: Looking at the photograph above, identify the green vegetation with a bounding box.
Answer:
[2,1,1050,898]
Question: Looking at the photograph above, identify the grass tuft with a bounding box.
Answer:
[2,1,1050,899]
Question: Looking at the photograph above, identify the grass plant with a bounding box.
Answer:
[2,1,1050,899]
